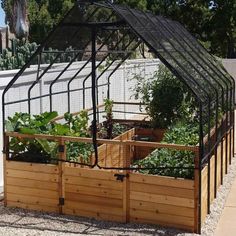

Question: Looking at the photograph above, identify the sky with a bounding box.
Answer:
[0,5,5,27]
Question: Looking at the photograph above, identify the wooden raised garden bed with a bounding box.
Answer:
[3,126,234,234]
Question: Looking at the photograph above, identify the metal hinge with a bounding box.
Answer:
[59,197,65,206]
[114,173,129,182]
[58,145,65,153]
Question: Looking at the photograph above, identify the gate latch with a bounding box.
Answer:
[114,173,129,182]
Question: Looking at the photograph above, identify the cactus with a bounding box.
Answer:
[0,39,78,70]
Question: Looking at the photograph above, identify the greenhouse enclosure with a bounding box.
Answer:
[2,0,235,234]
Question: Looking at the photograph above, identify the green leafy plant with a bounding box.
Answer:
[103,98,114,139]
[130,64,198,128]
[134,121,199,179]
[66,141,93,163]
[64,111,93,163]
[97,99,130,139]
[112,123,129,138]
[64,110,89,135]
[6,111,93,164]
[6,108,134,164]
[6,112,59,163]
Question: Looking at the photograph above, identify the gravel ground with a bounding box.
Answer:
[0,158,236,236]
[200,156,236,236]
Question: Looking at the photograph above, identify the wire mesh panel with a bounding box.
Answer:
[110,3,234,165]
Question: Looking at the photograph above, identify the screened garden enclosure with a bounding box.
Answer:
[2,0,235,234]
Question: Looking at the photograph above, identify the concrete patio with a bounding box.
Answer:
[214,176,236,235]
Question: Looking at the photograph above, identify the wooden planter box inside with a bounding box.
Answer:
[3,127,234,234]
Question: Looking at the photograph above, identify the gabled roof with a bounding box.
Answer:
[4,1,234,109]
[111,4,234,104]
[46,1,234,106]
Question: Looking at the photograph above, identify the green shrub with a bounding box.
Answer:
[134,122,199,179]
[130,64,198,128]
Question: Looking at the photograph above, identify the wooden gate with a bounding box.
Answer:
[63,166,126,222]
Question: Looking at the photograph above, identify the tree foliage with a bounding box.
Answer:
[147,0,236,58]
[206,0,236,58]
[117,0,147,10]
[2,0,74,43]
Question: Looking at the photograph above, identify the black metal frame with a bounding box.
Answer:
[2,1,235,233]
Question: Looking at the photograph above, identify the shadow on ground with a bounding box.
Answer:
[0,203,188,236]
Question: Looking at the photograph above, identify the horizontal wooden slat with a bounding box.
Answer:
[129,173,194,189]
[65,193,122,207]
[130,191,194,208]
[6,131,197,151]
[7,193,58,207]
[65,184,122,199]
[6,132,124,145]
[130,182,194,199]
[65,201,123,216]
[64,208,123,222]
[126,140,198,152]
[130,209,194,227]
[52,104,105,122]
[130,200,194,217]
[64,167,117,181]
[64,176,122,190]
[6,161,58,174]
[6,177,58,191]
[130,216,193,231]
[7,186,58,199]
[6,169,58,182]
[7,200,59,213]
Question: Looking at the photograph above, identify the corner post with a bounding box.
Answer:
[194,149,201,234]
[122,141,131,223]
[3,134,9,207]
[58,138,66,214]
